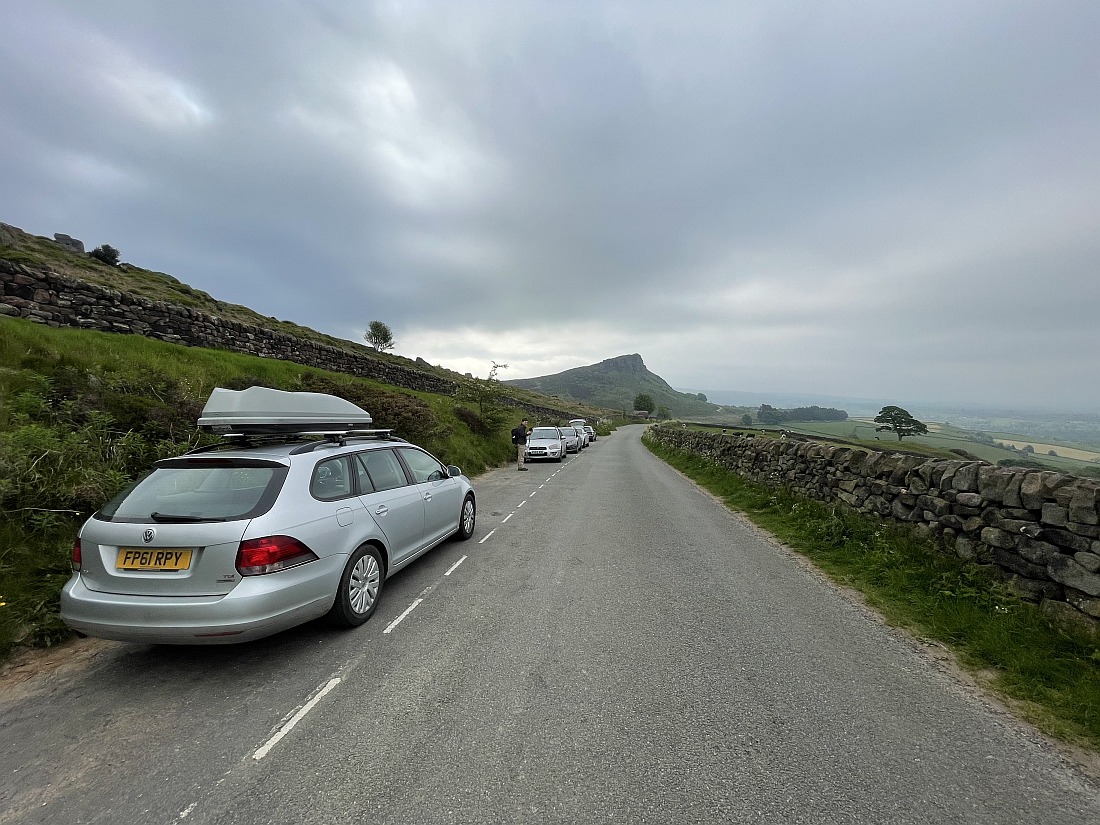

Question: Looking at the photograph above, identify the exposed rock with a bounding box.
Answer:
[52,233,85,253]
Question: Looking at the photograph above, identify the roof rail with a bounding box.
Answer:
[185,429,397,455]
[289,430,399,453]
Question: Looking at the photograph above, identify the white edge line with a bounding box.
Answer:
[383,598,424,634]
[517,501,525,508]
[529,491,537,498]
[253,677,342,761]
[502,513,513,523]
[445,555,467,576]
[479,529,496,544]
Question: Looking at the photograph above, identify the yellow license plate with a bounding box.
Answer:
[117,548,193,571]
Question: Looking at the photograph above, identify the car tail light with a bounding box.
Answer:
[236,536,318,576]
[71,538,82,571]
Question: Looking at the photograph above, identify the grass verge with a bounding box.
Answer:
[643,436,1100,754]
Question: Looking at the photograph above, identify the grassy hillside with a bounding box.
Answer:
[505,353,730,418]
[0,315,626,657]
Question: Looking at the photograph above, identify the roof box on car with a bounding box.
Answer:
[198,387,373,434]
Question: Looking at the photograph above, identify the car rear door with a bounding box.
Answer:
[354,448,426,565]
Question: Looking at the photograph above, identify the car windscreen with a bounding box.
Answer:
[530,428,561,438]
[95,458,289,523]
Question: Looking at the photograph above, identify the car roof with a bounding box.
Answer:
[177,433,410,462]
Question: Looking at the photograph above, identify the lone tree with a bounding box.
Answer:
[633,393,655,413]
[363,320,395,352]
[456,361,511,432]
[874,406,928,440]
[90,244,121,266]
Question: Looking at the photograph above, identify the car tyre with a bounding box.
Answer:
[327,545,384,627]
[456,494,476,540]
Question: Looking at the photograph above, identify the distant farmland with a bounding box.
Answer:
[764,418,1100,476]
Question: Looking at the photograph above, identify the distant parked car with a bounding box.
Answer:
[525,426,566,462]
[60,387,476,645]
[583,425,596,442]
[569,425,589,449]
[558,427,581,453]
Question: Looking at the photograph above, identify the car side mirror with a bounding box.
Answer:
[447,465,463,478]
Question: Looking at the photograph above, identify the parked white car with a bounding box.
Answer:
[525,426,566,462]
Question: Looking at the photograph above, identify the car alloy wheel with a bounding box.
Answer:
[457,494,476,540]
[328,545,383,627]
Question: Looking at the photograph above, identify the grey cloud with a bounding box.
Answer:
[1,0,1097,410]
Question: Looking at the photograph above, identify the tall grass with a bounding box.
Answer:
[643,436,1100,753]
[0,317,521,657]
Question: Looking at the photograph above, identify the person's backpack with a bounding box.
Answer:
[511,426,523,444]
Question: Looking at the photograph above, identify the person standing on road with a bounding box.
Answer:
[512,418,530,470]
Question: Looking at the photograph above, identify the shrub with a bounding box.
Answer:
[453,405,490,435]
[89,244,120,266]
[294,373,439,441]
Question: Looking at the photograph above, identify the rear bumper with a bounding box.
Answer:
[60,556,345,644]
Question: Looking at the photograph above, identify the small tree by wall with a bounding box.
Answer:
[457,361,511,432]
[364,320,396,352]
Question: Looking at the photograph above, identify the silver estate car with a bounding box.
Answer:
[525,426,566,462]
[60,388,476,644]
[557,426,581,453]
[569,425,589,449]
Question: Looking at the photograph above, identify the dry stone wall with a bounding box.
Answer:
[0,258,458,393]
[646,425,1100,629]
[0,258,581,421]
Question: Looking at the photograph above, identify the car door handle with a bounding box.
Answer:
[423,492,432,502]
[374,505,388,517]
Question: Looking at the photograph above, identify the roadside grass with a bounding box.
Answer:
[643,437,1100,753]
[0,317,558,659]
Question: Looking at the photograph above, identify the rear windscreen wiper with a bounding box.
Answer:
[149,512,227,523]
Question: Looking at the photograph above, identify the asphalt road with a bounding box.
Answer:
[2,425,1098,824]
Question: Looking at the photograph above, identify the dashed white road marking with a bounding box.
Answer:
[383,598,424,634]
[445,556,467,576]
[479,529,496,543]
[502,513,514,523]
[253,677,342,761]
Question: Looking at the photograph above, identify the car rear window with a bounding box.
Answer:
[356,449,409,493]
[95,458,288,523]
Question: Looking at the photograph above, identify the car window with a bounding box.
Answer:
[310,456,353,501]
[356,449,409,492]
[397,447,447,484]
[96,458,287,522]
[354,452,376,493]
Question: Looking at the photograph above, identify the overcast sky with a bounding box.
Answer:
[3,1,1097,412]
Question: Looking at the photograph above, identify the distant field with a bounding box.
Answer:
[752,418,1100,475]
[993,439,1100,462]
